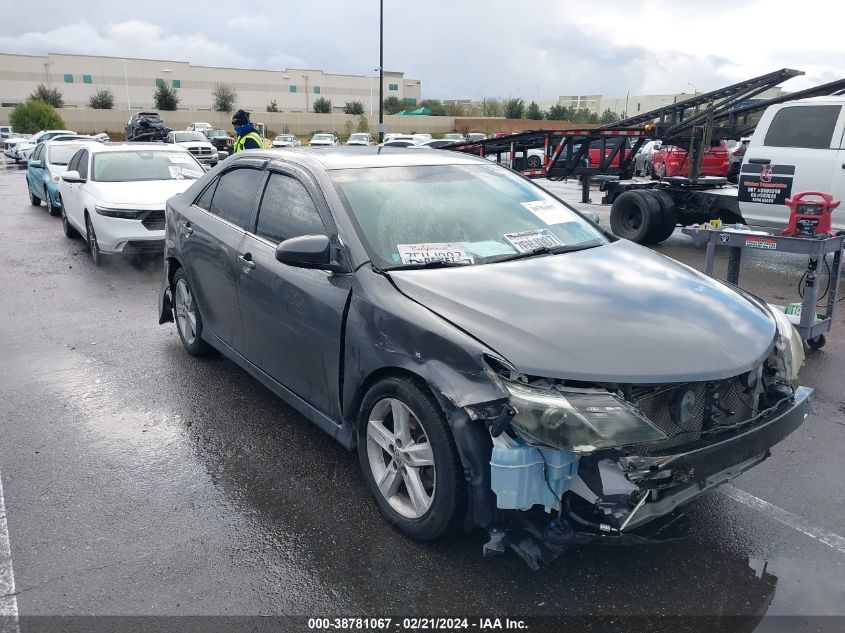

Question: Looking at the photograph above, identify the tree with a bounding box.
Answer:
[504,98,525,119]
[526,101,544,120]
[357,114,369,133]
[382,96,404,114]
[480,98,502,117]
[343,101,365,115]
[343,119,354,141]
[546,104,570,120]
[154,83,179,111]
[28,84,64,109]
[10,101,65,134]
[599,108,620,124]
[419,99,445,116]
[88,88,115,109]
[266,99,279,112]
[212,83,237,112]
[313,97,332,113]
[443,102,465,117]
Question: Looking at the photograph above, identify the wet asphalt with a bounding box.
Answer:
[0,163,843,630]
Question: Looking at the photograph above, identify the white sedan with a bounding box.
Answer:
[58,143,204,266]
[7,129,75,163]
[309,133,339,146]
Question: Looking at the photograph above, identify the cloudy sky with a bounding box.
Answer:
[1,0,842,100]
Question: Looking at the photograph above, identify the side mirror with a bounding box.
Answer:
[275,234,341,271]
[61,170,85,183]
[28,160,43,169]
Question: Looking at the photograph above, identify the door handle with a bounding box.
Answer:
[181,220,193,235]
[238,253,256,270]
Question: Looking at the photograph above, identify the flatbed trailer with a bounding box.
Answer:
[448,69,845,244]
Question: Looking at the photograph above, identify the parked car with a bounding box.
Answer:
[125,112,170,142]
[204,128,235,156]
[309,132,339,147]
[26,137,100,215]
[412,133,433,144]
[7,129,75,163]
[165,131,219,167]
[651,140,730,178]
[0,125,14,139]
[58,143,204,265]
[187,122,213,133]
[738,96,845,231]
[632,140,662,177]
[272,134,301,148]
[466,132,487,142]
[157,147,809,554]
[443,133,466,142]
[417,139,457,149]
[346,133,374,146]
[381,139,418,148]
[728,138,750,183]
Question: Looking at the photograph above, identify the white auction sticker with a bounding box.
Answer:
[397,243,474,265]
[504,229,564,253]
[520,200,571,225]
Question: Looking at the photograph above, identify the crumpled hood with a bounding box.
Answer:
[389,240,776,383]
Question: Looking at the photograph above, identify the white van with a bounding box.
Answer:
[738,95,845,232]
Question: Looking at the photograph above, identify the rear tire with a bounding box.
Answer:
[642,189,678,243]
[610,190,664,244]
[29,189,41,206]
[172,268,212,356]
[45,188,59,216]
[527,155,542,169]
[61,205,79,238]
[357,376,465,541]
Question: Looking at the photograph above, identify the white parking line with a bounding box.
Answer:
[721,484,845,555]
[0,470,20,633]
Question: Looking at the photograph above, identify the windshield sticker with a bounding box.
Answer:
[397,243,474,265]
[521,200,571,225]
[466,240,518,258]
[504,229,564,253]
[166,152,194,164]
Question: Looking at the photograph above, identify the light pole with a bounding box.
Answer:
[378,0,384,142]
[123,59,131,110]
[303,74,310,112]
[370,67,379,115]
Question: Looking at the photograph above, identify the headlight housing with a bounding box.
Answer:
[768,306,804,382]
[95,206,143,219]
[505,381,666,454]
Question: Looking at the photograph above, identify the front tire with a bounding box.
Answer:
[85,214,103,266]
[172,268,211,356]
[357,376,465,541]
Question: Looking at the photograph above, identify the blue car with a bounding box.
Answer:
[26,137,96,215]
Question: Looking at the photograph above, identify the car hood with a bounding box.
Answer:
[88,180,195,207]
[388,239,776,383]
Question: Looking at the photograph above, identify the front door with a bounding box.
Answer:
[236,166,350,417]
[180,162,265,353]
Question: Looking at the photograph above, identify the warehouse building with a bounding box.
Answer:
[0,52,422,113]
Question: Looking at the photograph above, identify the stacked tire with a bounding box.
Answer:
[609,189,678,245]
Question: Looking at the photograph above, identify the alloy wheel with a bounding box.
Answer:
[174,278,197,346]
[366,398,436,519]
[86,216,101,265]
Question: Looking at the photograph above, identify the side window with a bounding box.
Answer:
[208,167,263,228]
[77,150,89,179]
[67,150,81,173]
[764,105,841,149]
[255,173,326,243]
[33,143,45,162]
[194,177,219,211]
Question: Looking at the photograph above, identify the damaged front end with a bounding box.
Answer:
[477,313,811,569]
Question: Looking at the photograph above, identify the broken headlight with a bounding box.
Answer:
[768,307,804,382]
[504,381,666,454]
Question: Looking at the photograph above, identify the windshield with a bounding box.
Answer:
[313,134,333,141]
[276,135,295,141]
[206,129,227,138]
[48,143,85,165]
[92,151,205,182]
[330,164,608,269]
[444,134,464,140]
[175,132,208,143]
[350,134,369,141]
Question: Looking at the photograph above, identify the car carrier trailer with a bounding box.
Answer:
[447,69,845,244]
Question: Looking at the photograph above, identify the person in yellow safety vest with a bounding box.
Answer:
[231,109,262,152]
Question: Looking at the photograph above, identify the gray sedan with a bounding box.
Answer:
[158,147,809,565]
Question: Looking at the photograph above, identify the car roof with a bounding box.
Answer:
[83,142,191,153]
[246,146,487,170]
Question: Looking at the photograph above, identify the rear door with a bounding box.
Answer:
[180,160,265,353]
[739,102,845,227]
[237,165,351,417]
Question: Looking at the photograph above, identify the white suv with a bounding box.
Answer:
[738,96,845,231]
[58,143,205,265]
